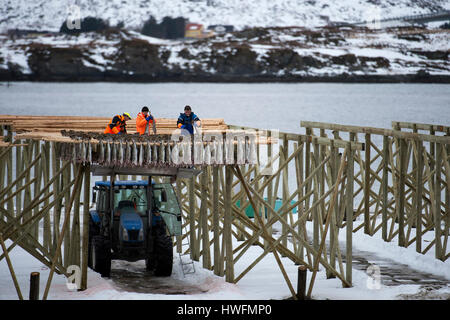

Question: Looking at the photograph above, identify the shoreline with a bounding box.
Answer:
[2,74,450,84]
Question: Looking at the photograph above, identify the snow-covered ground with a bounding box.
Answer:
[1,215,448,300]
[1,0,450,33]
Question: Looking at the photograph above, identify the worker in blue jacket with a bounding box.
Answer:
[177,105,202,134]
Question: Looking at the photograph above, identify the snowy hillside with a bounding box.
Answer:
[1,0,450,32]
[1,26,449,82]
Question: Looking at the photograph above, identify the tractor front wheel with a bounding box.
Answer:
[148,227,173,277]
[91,235,111,278]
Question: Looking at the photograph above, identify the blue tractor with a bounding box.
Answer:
[88,179,183,277]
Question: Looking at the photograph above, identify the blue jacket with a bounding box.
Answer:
[177,112,200,134]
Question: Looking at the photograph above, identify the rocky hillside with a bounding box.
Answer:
[1,0,450,32]
[1,26,448,82]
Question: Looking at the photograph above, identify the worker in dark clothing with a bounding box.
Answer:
[177,105,201,135]
[104,112,132,134]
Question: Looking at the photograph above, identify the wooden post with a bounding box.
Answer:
[51,142,62,258]
[319,129,326,222]
[252,164,261,243]
[70,173,81,268]
[29,272,40,300]
[364,133,371,234]
[345,142,354,287]
[430,128,435,186]
[80,164,90,291]
[382,135,389,241]
[398,138,406,247]
[32,140,41,239]
[63,161,72,267]
[23,140,33,238]
[328,140,337,279]
[236,165,246,242]
[415,140,423,253]
[266,131,273,248]
[434,143,443,260]
[200,169,211,269]
[224,166,234,283]
[188,176,198,261]
[42,142,51,251]
[312,140,320,270]
[294,140,304,260]
[6,128,14,217]
[15,139,23,219]
[305,127,312,219]
[175,178,183,254]
[281,135,289,252]
[212,166,222,276]
[296,265,307,300]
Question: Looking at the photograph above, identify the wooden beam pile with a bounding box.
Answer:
[1,115,277,145]
[0,115,228,135]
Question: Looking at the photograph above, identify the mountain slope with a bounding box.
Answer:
[1,26,449,82]
[1,0,450,32]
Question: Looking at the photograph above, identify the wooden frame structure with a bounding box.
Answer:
[0,117,448,300]
[301,121,450,261]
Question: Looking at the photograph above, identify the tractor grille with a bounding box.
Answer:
[127,230,140,241]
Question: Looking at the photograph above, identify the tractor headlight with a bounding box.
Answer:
[138,228,144,241]
[122,226,129,241]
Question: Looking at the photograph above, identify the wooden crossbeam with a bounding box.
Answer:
[302,120,450,144]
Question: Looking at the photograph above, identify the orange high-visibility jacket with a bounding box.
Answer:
[136,112,156,135]
[104,115,126,134]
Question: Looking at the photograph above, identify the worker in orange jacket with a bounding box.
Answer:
[104,112,132,134]
[136,106,157,135]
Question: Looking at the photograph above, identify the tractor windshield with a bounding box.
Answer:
[113,186,148,215]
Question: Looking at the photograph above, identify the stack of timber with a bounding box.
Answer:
[0,115,228,136]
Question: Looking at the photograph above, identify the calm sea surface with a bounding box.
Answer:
[1,82,449,134]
